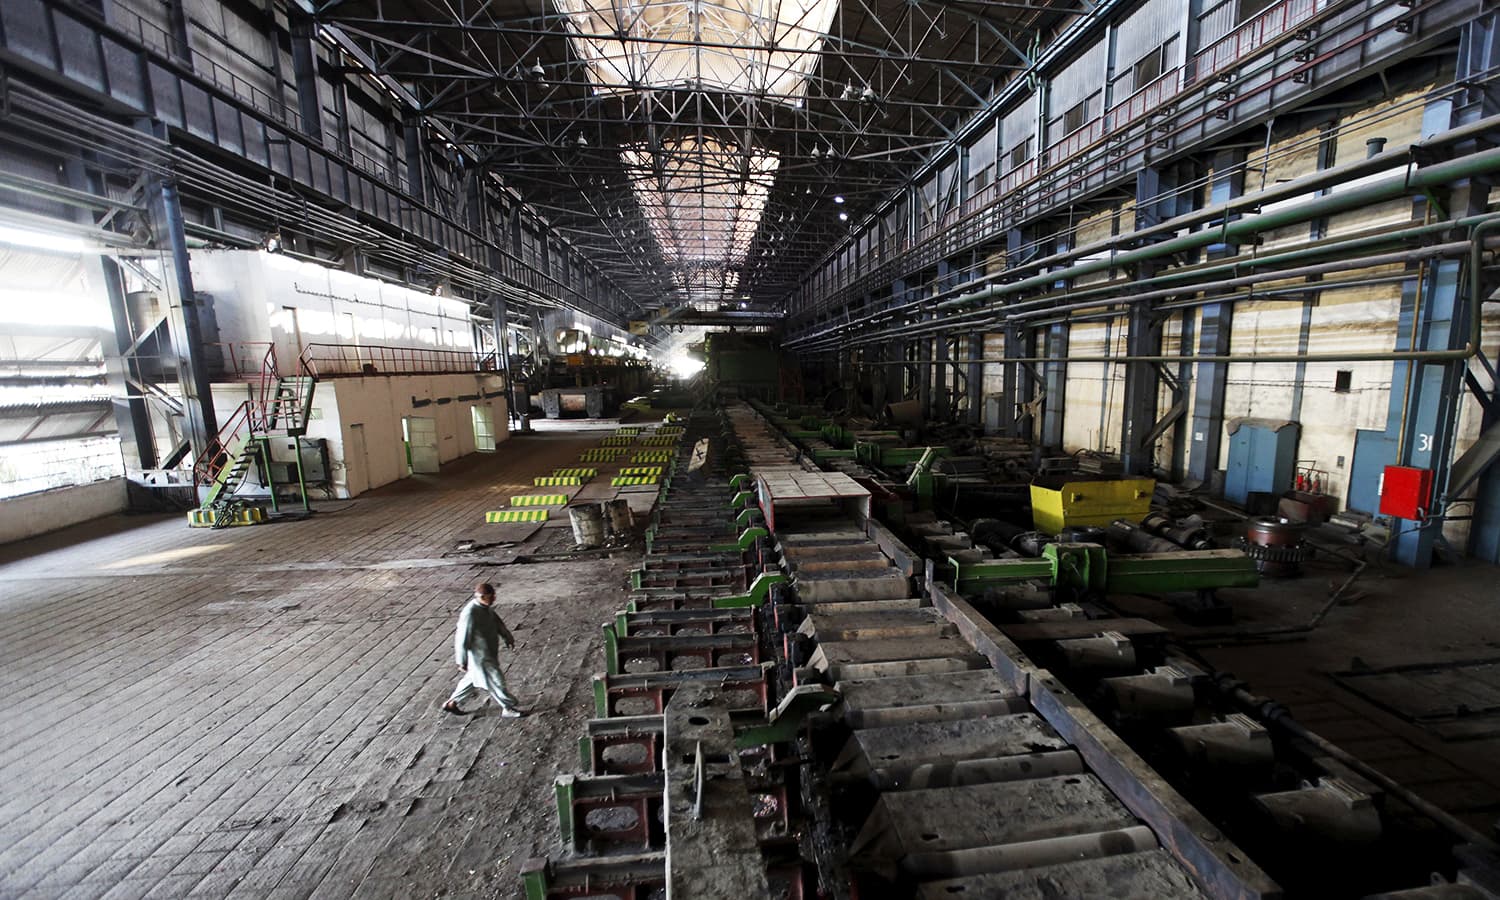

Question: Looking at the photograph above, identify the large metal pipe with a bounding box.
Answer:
[845,214,1500,366]
[939,108,1500,307]
[798,215,1474,351]
[819,229,1469,349]
[1106,519,1182,555]
[786,110,1500,351]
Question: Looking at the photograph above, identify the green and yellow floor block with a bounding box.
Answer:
[534,475,584,487]
[619,466,663,477]
[581,448,627,463]
[632,450,674,463]
[511,494,568,507]
[553,467,597,479]
[638,434,679,447]
[485,509,549,523]
[611,474,660,487]
[601,435,636,447]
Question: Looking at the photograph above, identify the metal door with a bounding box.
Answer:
[471,406,496,453]
[346,423,370,495]
[404,416,440,473]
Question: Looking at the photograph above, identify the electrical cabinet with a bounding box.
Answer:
[1225,419,1300,507]
[256,437,330,488]
[1378,466,1434,520]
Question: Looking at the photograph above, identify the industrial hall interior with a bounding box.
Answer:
[8,0,1500,897]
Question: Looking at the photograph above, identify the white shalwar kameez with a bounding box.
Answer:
[447,599,520,713]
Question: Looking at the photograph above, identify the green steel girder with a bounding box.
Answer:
[856,441,952,467]
[950,555,1055,594]
[811,448,858,461]
[592,675,609,718]
[602,622,621,674]
[1105,549,1260,594]
[950,545,1258,597]
[553,776,575,855]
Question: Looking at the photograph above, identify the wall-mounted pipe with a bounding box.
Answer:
[801,221,1475,353]
[787,111,1500,350]
[936,147,1500,312]
[838,211,1500,366]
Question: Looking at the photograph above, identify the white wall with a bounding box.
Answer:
[0,478,128,545]
[189,250,476,369]
[317,374,509,497]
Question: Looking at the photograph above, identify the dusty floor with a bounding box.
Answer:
[0,425,633,899]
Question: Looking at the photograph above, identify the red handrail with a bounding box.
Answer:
[192,400,254,488]
[192,343,290,491]
[1108,67,1183,130]
[1187,0,1318,86]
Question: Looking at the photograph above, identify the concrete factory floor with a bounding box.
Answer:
[3,425,1500,898]
[1116,545,1500,837]
[0,421,633,899]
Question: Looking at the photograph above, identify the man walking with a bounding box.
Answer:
[443,582,525,717]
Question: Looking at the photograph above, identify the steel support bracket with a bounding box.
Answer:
[712,571,786,608]
[733,685,840,749]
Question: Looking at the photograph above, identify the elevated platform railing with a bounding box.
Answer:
[298,342,498,378]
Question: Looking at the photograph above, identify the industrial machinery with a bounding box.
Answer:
[520,402,1500,900]
[1237,516,1314,577]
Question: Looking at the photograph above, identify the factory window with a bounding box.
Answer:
[1007,138,1032,172]
[1334,370,1352,393]
[1131,37,1177,88]
[1238,0,1277,21]
[967,164,994,198]
[1061,100,1088,135]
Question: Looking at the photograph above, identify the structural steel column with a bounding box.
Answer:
[1387,34,1496,568]
[404,122,426,203]
[1170,311,1197,481]
[289,14,323,143]
[1187,149,1247,485]
[101,258,159,471]
[64,156,158,471]
[1041,322,1068,450]
[1003,325,1035,439]
[1121,304,1163,475]
[1388,255,1471,568]
[967,330,985,428]
[1188,303,1233,485]
[1121,168,1169,475]
[148,177,218,456]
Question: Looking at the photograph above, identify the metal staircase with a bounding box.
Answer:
[191,346,316,527]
